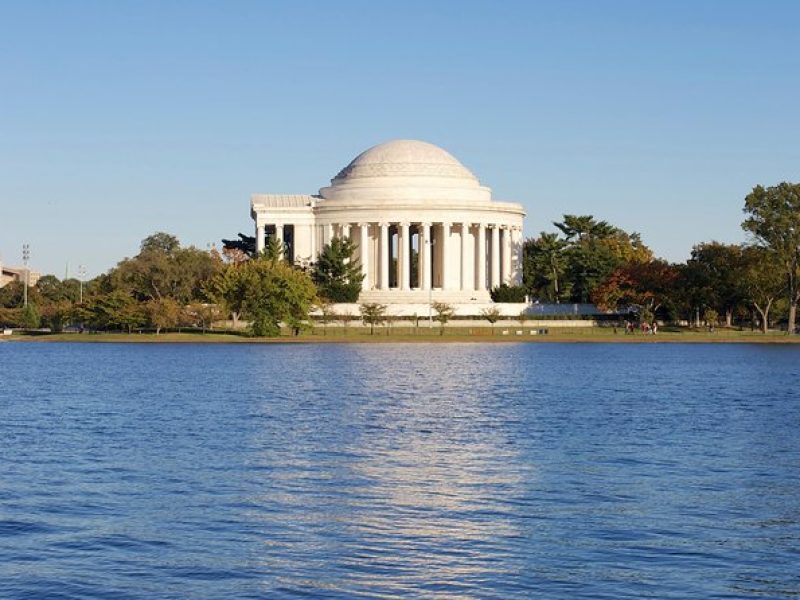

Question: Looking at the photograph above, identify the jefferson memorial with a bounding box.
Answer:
[251,140,525,304]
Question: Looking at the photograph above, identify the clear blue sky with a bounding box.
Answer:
[1,1,798,278]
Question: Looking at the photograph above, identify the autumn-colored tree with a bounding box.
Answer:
[146,297,180,335]
[525,215,654,304]
[40,300,73,332]
[591,260,678,322]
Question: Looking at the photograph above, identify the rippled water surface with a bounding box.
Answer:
[1,342,799,598]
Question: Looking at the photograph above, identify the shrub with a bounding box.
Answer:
[490,284,527,303]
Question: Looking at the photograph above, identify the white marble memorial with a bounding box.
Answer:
[250,140,525,304]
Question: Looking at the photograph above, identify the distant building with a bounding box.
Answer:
[0,259,41,288]
[250,140,526,305]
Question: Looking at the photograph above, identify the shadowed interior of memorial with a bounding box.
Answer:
[250,140,525,304]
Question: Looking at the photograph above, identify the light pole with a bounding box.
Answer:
[78,265,87,304]
[427,235,436,328]
[22,244,30,308]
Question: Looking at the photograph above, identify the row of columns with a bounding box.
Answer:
[363,221,517,292]
[255,220,519,291]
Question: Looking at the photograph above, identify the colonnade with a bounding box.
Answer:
[256,220,520,292]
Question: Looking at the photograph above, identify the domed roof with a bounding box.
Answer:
[331,139,478,184]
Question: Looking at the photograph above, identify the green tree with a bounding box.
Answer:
[108,233,222,304]
[741,246,785,333]
[490,284,527,302]
[523,233,569,302]
[687,242,746,327]
[359,302,387,335]
[524,217,653,305]
[564,240,618,303]
[553,215,616,241]
[36,275,65,302]
[221,233,256,260]
[743,182,800,333]
[239,258,317,337]
[0,281,25,308]
[0,280,42,308]
[261,236,284,262]
[21,303,41,329]
[140,232,180,255]
[35,275,83,332]
[431,302,455,335]
[86,291,145,331]
[312,237,364,302]
[674,260,714,327]
[529,215,656,304]
[207,264,249,328]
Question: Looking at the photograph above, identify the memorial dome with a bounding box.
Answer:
[331,139,479,185]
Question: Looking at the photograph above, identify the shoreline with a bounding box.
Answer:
[4,331,800,345]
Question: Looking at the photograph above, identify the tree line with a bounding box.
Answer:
[1,181,798,335]
[0,232,364,336]
[518,182,800,333]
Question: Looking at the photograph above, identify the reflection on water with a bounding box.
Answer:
[1,342,799,598]
[341,350,526,596]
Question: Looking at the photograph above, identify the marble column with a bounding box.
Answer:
[308,223,316,261]
[275,222,284,259]
[501,226,511,284]
[511,227,522,285]
[342,223,350,240]
[477,224,486,291]
[490,225,500,289]
[379,223,389,290]
[460,223,469,291]
[420,222,431,291]
[440,222,450,290]
[256,224,265,254]
[400,222,410,290]
[325,224,333,246]
[359,223,370,289]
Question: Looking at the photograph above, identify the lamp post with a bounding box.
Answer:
[22,244,30,308]
[78,265,87,304]
[427,235,436,328]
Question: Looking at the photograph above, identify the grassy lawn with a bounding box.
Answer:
[5,326,798,343]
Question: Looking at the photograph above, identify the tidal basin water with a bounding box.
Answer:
[1,343,799,599]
